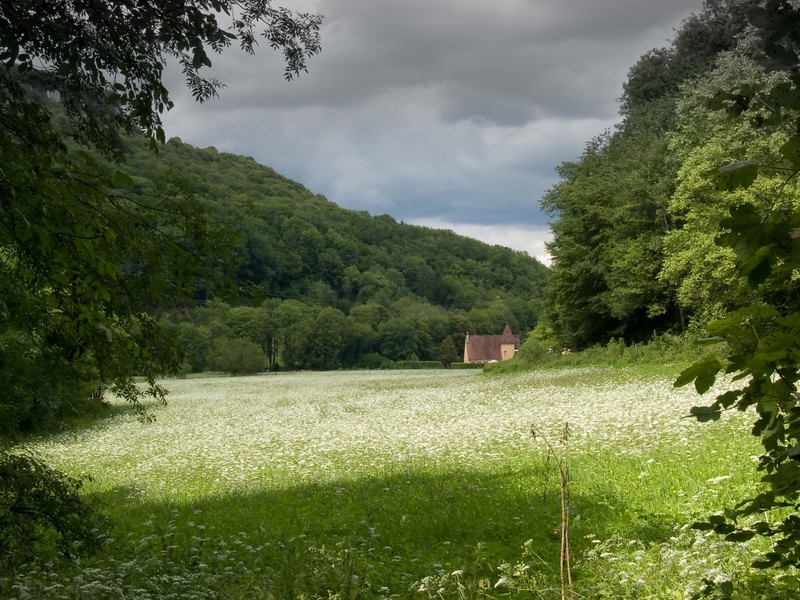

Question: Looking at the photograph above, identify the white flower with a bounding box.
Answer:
[706,475,732,485]
[494,576,509,589]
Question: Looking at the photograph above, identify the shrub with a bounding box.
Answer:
[355,352,384,369]
[378,358,396,370]
[0,331,103,436]
[516,337,559,365]
[0,450,109,570]
[174,322,212,373]
[208,338,267,375]
[501,333,720,371]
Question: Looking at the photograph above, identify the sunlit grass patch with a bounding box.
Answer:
[5,367,787,599]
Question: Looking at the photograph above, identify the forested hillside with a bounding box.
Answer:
[541,0,800,349]
[115,135,548,372]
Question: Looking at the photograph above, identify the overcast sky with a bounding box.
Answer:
[161,0,704,264]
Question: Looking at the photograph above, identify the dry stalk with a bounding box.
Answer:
[531,422,574,600]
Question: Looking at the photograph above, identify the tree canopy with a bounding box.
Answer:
[673,0,800,572]
[540,0,788,349]
[0,1,322,434]
[543,0,800,572]
[1,1,322,153]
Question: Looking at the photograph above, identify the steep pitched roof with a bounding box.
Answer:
[500,322,516,344]
[465,334,504,362]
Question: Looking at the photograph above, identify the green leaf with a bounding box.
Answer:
[756,398,779,415]
[697,336,725,344]
[677,358,723,394]
[715,390,742,409]
[752,553,782,569]
[675,358,722,392]
[192,48,208,69]
[721,203,761,232]
[714,160,760,191]
[751,558,777,569]
[746,255,772,286]
[779,137,800,167]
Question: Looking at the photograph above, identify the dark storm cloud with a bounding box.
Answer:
[161,0,704,262]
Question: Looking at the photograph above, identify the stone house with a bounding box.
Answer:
[462,323,520,364]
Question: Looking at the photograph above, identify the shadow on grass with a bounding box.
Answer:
[16,397,164,443]
[91,465,685,597]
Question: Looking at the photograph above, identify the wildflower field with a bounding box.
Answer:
[5,367,794,598]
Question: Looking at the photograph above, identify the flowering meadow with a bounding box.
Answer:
[4,367,795,598]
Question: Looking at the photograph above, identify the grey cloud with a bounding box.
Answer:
[184,0,700,123]
[161,0,705,255]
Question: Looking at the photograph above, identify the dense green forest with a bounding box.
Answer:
[115,136,548,373]
[539,0,800,349]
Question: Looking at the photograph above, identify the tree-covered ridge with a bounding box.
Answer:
[124,136,547,308]
[112,135,548,372]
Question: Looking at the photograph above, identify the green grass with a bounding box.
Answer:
[4,367,796,599]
